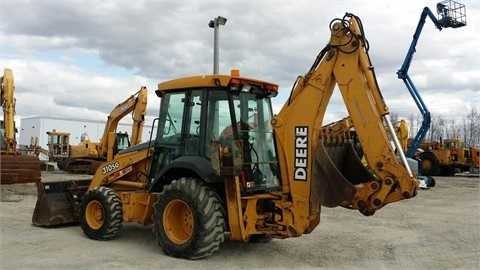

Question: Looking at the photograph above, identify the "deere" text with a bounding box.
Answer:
[294,126,308,181]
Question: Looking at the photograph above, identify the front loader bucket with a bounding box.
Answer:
[0,155,41,184]
[32,179,91,226]
[312,142,373,207]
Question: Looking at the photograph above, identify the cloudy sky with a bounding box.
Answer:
[1,0,479,129]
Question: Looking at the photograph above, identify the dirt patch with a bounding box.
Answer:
[1,171,479,269]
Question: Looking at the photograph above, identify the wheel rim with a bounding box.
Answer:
[422,159,432,172]
[85,200,104,229]
[163,199,194,244]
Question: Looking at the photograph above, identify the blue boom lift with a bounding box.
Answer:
[397,0,466,184]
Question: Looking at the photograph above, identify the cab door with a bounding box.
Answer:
[150,91,187,176]
[149,89,207,181]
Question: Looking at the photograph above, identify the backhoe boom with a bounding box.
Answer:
[272,13,418,218]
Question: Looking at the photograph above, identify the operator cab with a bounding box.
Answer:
[115,132,131,151]
[151,70,281,193]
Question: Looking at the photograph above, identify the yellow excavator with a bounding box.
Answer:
[33,13,420,259]
[48,87,148,174]
[1,69,41,184]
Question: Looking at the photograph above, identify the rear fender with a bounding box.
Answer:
[149,156,223,192]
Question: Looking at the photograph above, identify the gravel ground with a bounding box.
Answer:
[0,170,479,270]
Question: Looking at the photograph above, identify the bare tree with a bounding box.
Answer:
[400,107,479,147]
[464,108,480,147]
[428,114,445,142]
[407,113,422,138]
[444,117,459,139]
[390,112,400,126]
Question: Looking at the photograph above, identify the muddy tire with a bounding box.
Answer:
[79,187,122,240]
[419,152,441,176]
[153,177,226,259]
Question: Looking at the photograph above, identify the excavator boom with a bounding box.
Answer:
[52,86,148,174]
[1,69,16,153]
[97,86,148,160]
[1,69,41,184]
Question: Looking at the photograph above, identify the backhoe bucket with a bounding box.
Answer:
[32,179,90,226]
[0,155,41,184]
[312,142,373,207]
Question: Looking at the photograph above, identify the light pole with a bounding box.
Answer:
[208,15,227,74]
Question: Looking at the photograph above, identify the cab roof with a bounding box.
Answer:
[157,71,279,92]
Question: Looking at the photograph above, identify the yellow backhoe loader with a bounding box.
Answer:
[1,69,41,184]
[48,87,148,174]
[33,13,422,259]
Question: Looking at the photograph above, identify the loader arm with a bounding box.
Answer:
[272,13,418,216]
[97,86,148,160]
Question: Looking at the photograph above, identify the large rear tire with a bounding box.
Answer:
[419,152,441,176]
[153,177,226,259]
[79,186,122,240]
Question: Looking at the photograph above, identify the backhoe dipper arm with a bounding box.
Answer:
[97,86,148,160]
[272,13,418,217]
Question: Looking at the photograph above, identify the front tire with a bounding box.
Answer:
[153,177,226,259]
[79,186,123,240]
